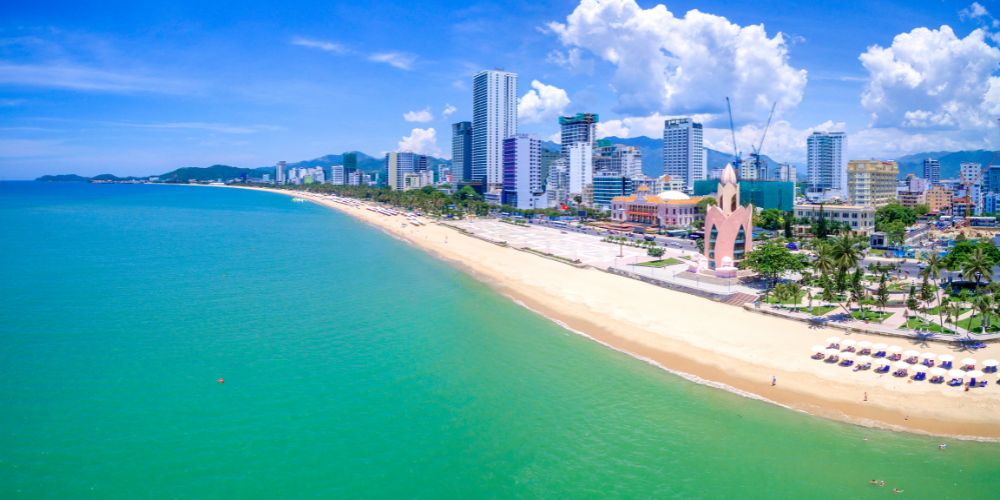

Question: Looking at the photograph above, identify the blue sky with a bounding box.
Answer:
[1,0,998,178]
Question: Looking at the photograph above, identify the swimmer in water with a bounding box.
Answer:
[893,488,903,494]
[939,443,947,450]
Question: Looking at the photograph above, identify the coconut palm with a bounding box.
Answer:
[973,293,995,335]
[961,247,994,291]
[922,253,946,330]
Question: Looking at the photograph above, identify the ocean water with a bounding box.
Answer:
[1,181,998,498]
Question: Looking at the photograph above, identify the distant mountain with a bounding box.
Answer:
[894,150,998,179]
[158,164,254,183]
[36,174,90,182]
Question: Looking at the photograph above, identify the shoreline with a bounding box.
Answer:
[223,185,1000,441]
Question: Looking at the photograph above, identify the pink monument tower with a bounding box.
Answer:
[702,164,753,277]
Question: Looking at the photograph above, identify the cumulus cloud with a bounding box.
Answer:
[545,48,594,74]
[518,80,571,124]
[369,52,416,70]
[547,0,807,122]
[398,127,442,157]
[960,2,989,20]
[403,108,433,123]
[859,26,1000,131]
[442,104,457,119]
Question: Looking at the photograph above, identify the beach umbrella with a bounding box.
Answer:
[872,343,888,351]
[939,354,955,363]
[948,369,966,380]
[826,336,841,345]
[893,361,910,370]
[913,365,928,373]
[840,352,856,360]
[824,348,840,357]
[888,346,903,353]
[812,345,826,353]
[930,367,947,377]
[876,359,891,367]
[903,349,920,358]
[919,352,936,361]
[842,339,857,348]
[983,359,998,368]
[857,355,873,365]
[960,358,977,368]
[858,341,873,350]
[968,370,984,380]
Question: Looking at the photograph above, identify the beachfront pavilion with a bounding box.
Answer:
[701,164,753,275]
[610,185,703,228]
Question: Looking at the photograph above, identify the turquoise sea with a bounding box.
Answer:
[1,181,998,498]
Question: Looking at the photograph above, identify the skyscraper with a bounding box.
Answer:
[594,141,642,178]
[806,131,846,193]
[275,161,286,185]
[559,113,599,161]
[330,165,345,185]
[343,153,358,174]
[568,142,593,196]
[451,121,473,184]
[923,158,941,185]
[472,69,518,190]
[385,152,429,191]
[662,118,704,192]
[501,134,544,209]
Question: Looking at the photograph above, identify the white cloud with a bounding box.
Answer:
[290,36,348,54]
[442,104,457,119]
[545,48,594,74]
[398,127,443,157]
[518,80,571,124]
[960,2,989,20]
[369,52,416,70]
[859,26,1000,131]
[403,108,434,123]
[0,62,195,94]
[548,0,807,122]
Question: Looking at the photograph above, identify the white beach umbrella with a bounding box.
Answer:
[983,359,999,368]
[919,352,936,361]
[893,361,910,370]
[824,348,840,357]
[840,352,856,360]
[913,365,928,373]
[960,357,977,367]
[887,346,903,353]
[903,349,920,358]
[857,355,873,365]
[826,336,842,345]
[939,354,955,363]
[857,341,873,350]
[968,370,985,380]
[930,367,947,377]
[948,369,966,380]
[812,345,826,353]
[842,339,857,348]
[872,343,888,351]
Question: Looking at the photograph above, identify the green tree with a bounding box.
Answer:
[754,208,784,230]
[942,240,1000,270]
[648,247,665,257]
[960,246,994,290]
[973,294,995,334]
[913,204,930,216]
[740,242,807,293]
[783,211,794,238]
[906,285,919,316]
[876,273,890,312]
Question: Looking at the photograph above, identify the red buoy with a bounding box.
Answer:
[218,378,225,384]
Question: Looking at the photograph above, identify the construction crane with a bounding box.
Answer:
[725,97,741,171]
[963,117,1000,216]
[749,102,777,180]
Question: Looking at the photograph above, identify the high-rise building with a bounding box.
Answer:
[777,163,797,183]
[559,113,599,161]
[275,161,286,185]
[451,121,472,184]
[342,152,358,174]
[472,69,518,190]
[663,117,705,192]
[545,158,569,208]
[922,158,940,185]
[958,162,984,215]
[385,152,429,191]
[986,165,1000,194]
[501,134,544,209]
[567,142,593,197]
[593,175,635,210]
[807,131,846,193]
[330,165,345,185]
[847,160,899,207]
[594,140,642,178]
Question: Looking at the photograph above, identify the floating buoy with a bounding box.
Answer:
[217,378,225,384]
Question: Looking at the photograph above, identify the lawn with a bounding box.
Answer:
[850,309,893,323]
[765,295,802,306]
[903,317,955,334]
[926,305,970,316]
[957,313,1000,334]
[637,258,683,268]
[805,305,836,316]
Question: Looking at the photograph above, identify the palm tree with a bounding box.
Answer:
[961,247,994,291]
[788,282,804,311]
[973,294,995,335]
[922,253,946,330]
[948,301,964,331]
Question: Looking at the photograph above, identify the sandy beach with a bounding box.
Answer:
[232,186,1000,440]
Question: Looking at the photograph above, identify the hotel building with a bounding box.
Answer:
[793,204,876,235]
[806,131,846,193]
[663,117,705,192]
[501,134,545,210]
[610,186,703,228]
[847,160,899,207]
[472,69,518,190]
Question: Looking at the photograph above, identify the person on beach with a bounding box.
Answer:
[771,376,776,386]
[864,391,868,401]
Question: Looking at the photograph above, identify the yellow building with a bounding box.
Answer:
[847,160,899,207]
[925,185,953,214]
